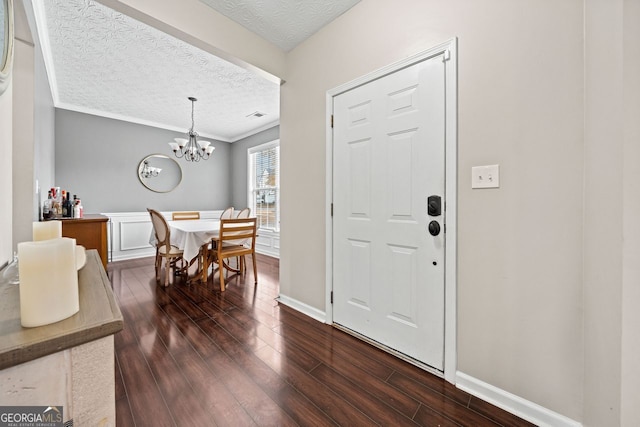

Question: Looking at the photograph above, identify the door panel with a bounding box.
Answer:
[333,54,446,369]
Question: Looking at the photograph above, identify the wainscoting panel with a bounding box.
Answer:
[103,210,280,262]
[256,228,280,258]
[120,220,153,251]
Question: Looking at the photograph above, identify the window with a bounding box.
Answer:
[248,140,279,231]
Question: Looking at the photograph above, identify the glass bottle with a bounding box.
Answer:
[43,191,52,219]
[1,252,19,285]
[61,190,67,217]
[63,192,73,218]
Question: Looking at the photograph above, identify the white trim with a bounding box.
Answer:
[443,38,458,384]
[328,39,457,97]
[324,91,334,324]
[325,38,458,380]
[247,139,280,233]
[456,372,583,427]
[55,103,235,142]
[248,139,280,154]
[231,121,279,142]
[29,0,59,103]
[276,294,326,324]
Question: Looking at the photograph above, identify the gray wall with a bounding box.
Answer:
[230,125,280,209]
[55,109,232,213]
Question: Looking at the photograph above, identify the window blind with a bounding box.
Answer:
[249,143,279,231]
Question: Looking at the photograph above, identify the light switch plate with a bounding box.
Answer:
[472,164,500,188]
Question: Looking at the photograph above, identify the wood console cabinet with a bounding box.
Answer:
[0,250,123,425]
[61,214,109,268]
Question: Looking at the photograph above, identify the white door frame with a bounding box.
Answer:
[325,38,458,383]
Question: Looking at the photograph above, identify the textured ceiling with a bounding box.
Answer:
[199,0,360,52]
[32,0,361,142]
[33,0,281,142]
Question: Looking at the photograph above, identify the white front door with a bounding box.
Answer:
[332,53,446,370]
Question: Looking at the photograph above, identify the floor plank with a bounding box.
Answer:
[109,254,534,426]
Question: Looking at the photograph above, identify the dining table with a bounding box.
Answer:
[150,218,220,283]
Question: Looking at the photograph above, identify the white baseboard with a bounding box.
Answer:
[276,294,326,323]
[456,372,582,427]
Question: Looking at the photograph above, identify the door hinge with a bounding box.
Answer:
[443,49,451,62]
[330,291,333,304]
[331,115,334,128]
[331,203,333,217]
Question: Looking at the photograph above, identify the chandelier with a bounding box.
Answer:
[140,160,161,178]
[169,97,215,162]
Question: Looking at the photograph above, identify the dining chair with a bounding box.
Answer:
[148,208,185,286]
[233,208,251,269]
[172,211,200,220]
[236,207,250,219]
[211,217,258,291]
[220,207,234,220]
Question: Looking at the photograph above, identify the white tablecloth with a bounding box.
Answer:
[150,219,220,261]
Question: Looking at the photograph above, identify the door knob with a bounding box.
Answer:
[428,221,440,236]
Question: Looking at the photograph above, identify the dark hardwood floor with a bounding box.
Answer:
[109,254,535,427]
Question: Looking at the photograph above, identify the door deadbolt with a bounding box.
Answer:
[428,221,441,236]
[428,195,441,216]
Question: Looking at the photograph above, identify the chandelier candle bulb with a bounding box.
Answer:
[18,237,80,327]
[33,220,62,241]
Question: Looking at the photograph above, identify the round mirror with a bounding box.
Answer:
[0,0,14,96]
[137,154,182,193]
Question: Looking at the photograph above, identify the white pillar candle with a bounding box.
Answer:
[18,237,79,328]
[32,221,62,241]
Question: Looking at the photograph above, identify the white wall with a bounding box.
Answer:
[0,80,12,267]
[621,1,640,424]
[582,1,640,425]
[32,0,55,225]
[11,0,55,252]
[583,1,624,424]
[282,0,584,420]
[12,37,34,249]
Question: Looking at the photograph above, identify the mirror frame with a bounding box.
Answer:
[137,154,182,193]
[0,0,14,97]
